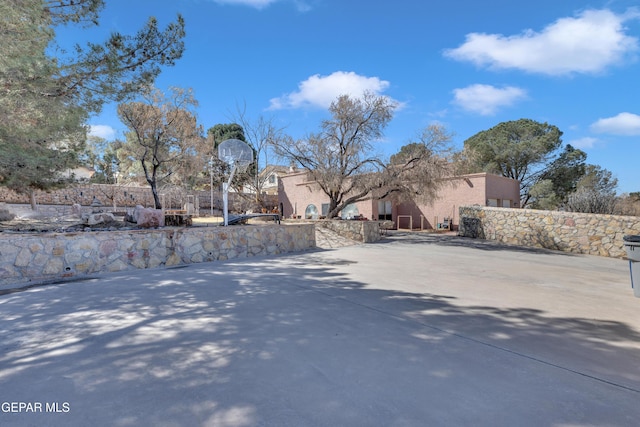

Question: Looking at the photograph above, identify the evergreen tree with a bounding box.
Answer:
[0,0,185,195]
[463,118,565,207]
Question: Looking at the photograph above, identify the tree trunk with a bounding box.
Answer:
[29,190,37,211]
[143,160,162,210]
[150,181,162,209]
[327,199,339,219]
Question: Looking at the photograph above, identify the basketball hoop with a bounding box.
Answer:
[218,139,253,226]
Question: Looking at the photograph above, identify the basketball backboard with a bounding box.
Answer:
[218,138,253,168]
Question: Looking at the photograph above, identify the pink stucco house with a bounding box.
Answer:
[278,171,519,230]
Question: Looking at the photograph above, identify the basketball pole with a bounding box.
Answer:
[210,156,214,217]
[222,161,239,226]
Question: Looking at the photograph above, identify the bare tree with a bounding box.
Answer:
[565,164,618,214]
[617,192,640,216]
[274,92,452,218]
[384,124,455,204]
[232,107,288,206]
[566,187,617,214]
[117,86,204,209]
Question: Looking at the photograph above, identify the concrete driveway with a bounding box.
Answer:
[1,233,639,426]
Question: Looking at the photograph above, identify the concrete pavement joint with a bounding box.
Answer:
[294,280,640,396]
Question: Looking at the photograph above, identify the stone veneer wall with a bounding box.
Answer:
[458,205,640,258]
[0,184,279,213]
[0,224,315,288]
[316,220,381,243]
[0,184,157,208]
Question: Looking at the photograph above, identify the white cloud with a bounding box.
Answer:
[211,0,310,10]
[212,0,278,9]
[590,112,640,135]
[444,9,639,75]
[452,84,526,116]
[89,125,116,140]
[292,0,311,12]
[568,137,598,149]
[268,71,393,110]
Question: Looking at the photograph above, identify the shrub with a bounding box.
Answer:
[566,188,617,214]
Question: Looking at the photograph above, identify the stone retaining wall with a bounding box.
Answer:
[459,206,640,258]
[0,184,157,208]
[0,224,315,288]
[316,220,381,243]
[0,184,279,213]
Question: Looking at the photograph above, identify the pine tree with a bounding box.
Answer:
[0,0,185,196]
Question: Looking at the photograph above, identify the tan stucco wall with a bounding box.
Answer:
[278,172,520,229]
[278,172,373,219]
[396,173,520,229]
[485,174,521,207]
[279,172,321,218]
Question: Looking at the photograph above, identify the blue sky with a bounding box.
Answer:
[60,0,640,194]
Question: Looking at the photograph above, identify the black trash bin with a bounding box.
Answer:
[623,235,640,297]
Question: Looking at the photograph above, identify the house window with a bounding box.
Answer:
[341,204,359,219]
[502,199,511,208]
[378,200,392,220]
[487,198,498,207]
[321,203,329,217]
[268,174,276,184]
[305,204,319,219]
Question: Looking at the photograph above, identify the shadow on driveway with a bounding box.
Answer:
[1,247,639,426]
